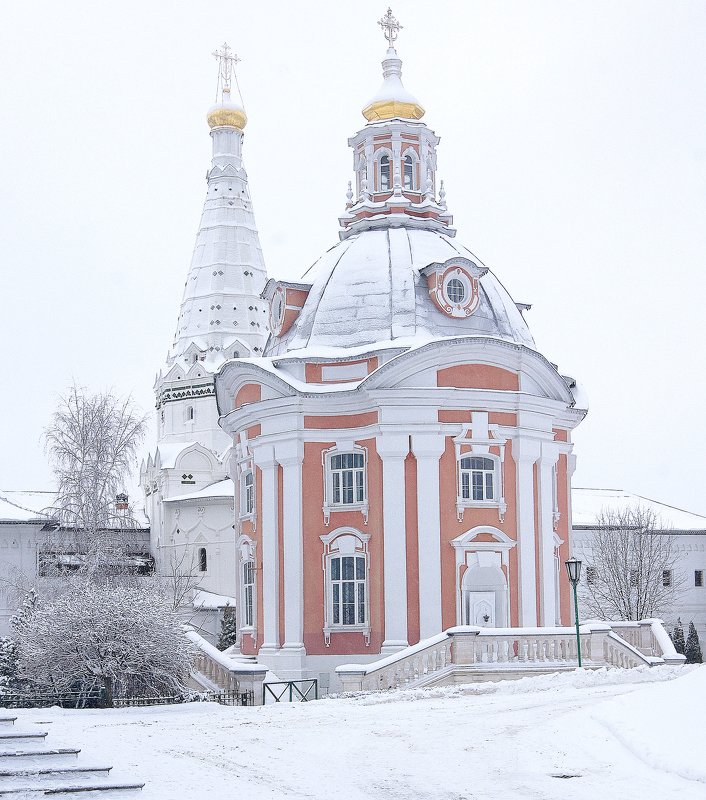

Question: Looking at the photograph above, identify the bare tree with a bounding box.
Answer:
[42,384,148,574]
[161,548,202,612]
[579,505,685,620]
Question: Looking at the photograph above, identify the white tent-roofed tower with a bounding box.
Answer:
[141,45,268,613]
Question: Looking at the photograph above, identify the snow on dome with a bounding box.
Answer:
[207,90,247,130]
[265,228,535,356]
[362,48,425,122]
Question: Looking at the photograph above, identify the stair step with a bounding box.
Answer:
[0,732,48,742]
[0,766,113,789]
[0,749,80,769]
[0,785,144,798]
[0,717,17,728]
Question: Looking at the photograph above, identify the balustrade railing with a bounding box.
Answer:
[337,619,681,693]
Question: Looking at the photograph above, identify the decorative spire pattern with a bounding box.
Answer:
[378,7,402,48]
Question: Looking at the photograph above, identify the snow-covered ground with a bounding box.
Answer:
[11,665,705,799]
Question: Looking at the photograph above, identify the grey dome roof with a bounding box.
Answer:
[266,228,534,356]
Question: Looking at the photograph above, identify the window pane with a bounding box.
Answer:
[331,454,342,470]
[342,581,354,604]
[333,584,340,624]
[332,472,340,504]
[472,472,483,501]
[353,453,364,468]
[331,557,340,581]
[485,473,494,499]
[356,470,364,502]
[356,557,365,579]
[461,472,470,499]
[342,557,354,580]
[460,456,472,469]
[343,602,355,625]
[358,583,366,623]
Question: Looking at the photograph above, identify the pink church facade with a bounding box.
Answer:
[215,17,586,681]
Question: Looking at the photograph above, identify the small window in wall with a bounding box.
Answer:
[662,569,672,587]
[696,570,704,588]
[378,154,390,191]
[185,405,194,422]
[329,452,365,506]
[403,154,415,190]
[240,470,254,517]
[459,456,496,501]
[243,560,255,627]
[198,547,207,572]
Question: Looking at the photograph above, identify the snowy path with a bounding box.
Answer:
[11,666,705,800]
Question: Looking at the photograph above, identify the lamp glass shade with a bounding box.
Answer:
[565,557,582,584]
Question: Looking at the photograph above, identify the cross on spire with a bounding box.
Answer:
[212,42,241,95]
[378,7,402,49]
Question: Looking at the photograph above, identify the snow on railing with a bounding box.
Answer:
[591,619,685,665]
[185,628,268,702]
[336,620,681,693]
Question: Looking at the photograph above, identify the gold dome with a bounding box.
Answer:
[207,104,248,130]
[362,98,425,122]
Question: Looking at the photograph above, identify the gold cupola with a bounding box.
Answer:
[362,8,425,122]
[207,42,248,130]
[207,88,248,130]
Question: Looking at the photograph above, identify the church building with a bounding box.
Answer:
[212,10,588,680]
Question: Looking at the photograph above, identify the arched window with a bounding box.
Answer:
[198,547,207,572]
[403,154,415,190]
[240,470,254,517]
[242,560,255,627]
[378,154,390,191]
[320,528,371,644]
[459,456,496,501]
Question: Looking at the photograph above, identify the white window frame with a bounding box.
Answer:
[237,535,257,640]
[322,444,369,525]
[453,418,508,522]
[402,148,418,191]
[459,454,498,503]
[320,528,371,646]
[240,469,255,519]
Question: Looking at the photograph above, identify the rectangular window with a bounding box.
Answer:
[243,561,255,627]
[329,452,365,506]
[662,569,672,587]
[696,570,704,588]
[460,456,496,502]
[330,554,367,627]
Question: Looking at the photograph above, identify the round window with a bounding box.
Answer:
[446,278,466,304]
[269,290,285,335]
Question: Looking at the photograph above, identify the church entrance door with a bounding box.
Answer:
[465,591,496,627]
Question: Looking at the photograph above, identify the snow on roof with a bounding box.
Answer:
[0,490,56,523]
[572,488,706,531]
[192,589,237,609]
[164,478,233,504]
[155,442,199,469]
[266,228,535,358]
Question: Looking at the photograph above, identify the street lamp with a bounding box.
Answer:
[565,557,582,667]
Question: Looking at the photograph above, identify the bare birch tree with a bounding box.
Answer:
[42,383,148,574]
[579,505,685,620]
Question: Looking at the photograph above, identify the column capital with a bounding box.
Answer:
[253,444,277,470]
[510,438,541,465]
[376,432,409,460]
[275,439,304,467]
[411,433,446,460]
[539,441,561,467]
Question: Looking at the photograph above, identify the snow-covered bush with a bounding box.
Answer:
[13,582,195,706]
[671,618,686,654]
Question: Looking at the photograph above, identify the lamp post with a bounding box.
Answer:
[565,557,582,667]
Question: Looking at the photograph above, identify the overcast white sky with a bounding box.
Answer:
[1,1,705,514]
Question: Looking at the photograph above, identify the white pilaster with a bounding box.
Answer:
[278,441,305,655]
[537,444,560,626]
[512,439,541,626]
[253,445,279,654]
[377,433,410,652]
[411,433,445,639]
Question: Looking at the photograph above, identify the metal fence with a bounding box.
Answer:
[1,688,254,709]
[263,679,318,704]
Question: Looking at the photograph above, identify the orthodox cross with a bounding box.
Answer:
[378,7,402,48]
[212,42,241,94]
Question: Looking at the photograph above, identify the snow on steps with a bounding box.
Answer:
[337,619,685,693]
[0,716,143,797]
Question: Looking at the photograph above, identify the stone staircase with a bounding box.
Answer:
[0,714,144,798]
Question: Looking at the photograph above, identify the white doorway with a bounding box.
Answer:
[466,591,496,626]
